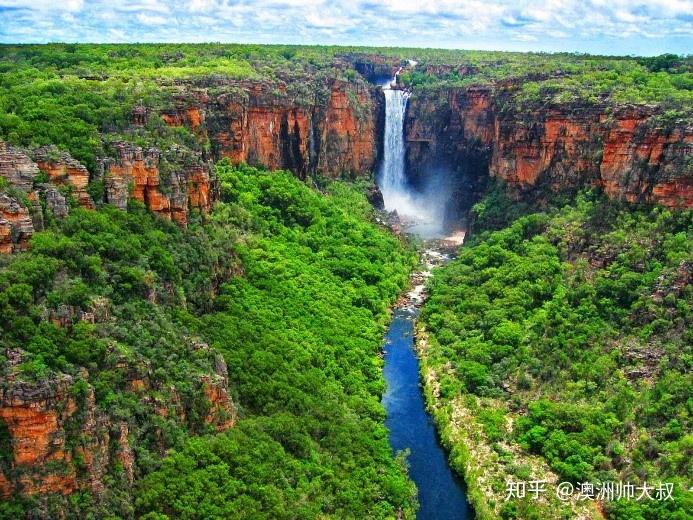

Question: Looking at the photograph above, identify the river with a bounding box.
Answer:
[381,244,473,520]
[378,69,473,519]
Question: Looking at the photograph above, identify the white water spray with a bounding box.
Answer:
[379,72,410,203]
[378,69,445,238]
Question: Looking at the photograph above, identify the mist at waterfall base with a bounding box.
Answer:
[378,80,455,239]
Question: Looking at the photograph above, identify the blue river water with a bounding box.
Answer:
[382,307,474,520]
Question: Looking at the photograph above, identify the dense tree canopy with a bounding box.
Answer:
[421,190,692,519]
[0,162,417,519]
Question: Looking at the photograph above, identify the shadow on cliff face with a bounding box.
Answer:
[404,148,490,234]
[402,98,492,233]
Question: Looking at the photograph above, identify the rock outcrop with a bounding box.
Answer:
[0,139,216,253]
[102,141,214,226]
[405,87,693,209]
[316,80,383,176]
[33,146,96,210]
[0,363,89,497]
[159,78,384,179]
[201,353,237,432]
[0,142,99,252]
[0,192,34,253]
[0,347,237,501]
[597,106,692,208]
[0,142,40,252]
[0,141,39,193]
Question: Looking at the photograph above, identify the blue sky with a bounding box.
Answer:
[0,0,691,56]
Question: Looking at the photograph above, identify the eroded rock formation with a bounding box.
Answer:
[0,347,237,502]
[0,192,34,254]
[0,142,42,252]
[0,142,98,252]
[405,87,692,209]
[0,139,216,251]
[0,357,100,498]
[33,146,96,210]
[158,78,384,179]
[102,141,215,226]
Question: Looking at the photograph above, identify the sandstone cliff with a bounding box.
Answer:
[33,146,96,210]
[0,193,34,254]
[0,346,236,504]
[0,70,387,254]
[158,78,384,179]
[0,140,218,252]
[405,86,692,209]
[0,358,112,499]
[101,141,215,226]
[0,142,58,253]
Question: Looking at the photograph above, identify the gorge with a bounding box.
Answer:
[0,45,691,520]
[2,52,691,254]
[378,69,472,518]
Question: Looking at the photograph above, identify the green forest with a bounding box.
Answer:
[0,43,691,520]
[1,44,690,174]
[420,188,692,520]
[0,162,417,519]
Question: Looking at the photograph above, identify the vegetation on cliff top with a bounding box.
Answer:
[0,43,367,172]
[420,188,692,519]
[398,51,692,111]
[0,162,417,518]
[1,44,689,174]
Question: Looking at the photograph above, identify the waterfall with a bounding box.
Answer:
[378,70,444,238]
[379,74,410,203]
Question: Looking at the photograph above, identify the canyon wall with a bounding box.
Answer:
[158,78,384,179]
[100,141,215,226]
[0,345,236,503]
[3,65,691,254]
[1,74,386,254]
[0,141,217,251]
[405,86,693,209]
[0,142,72,254]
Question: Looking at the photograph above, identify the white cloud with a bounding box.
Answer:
[136,12,167,25]
[0,0,83,11]
[0,0,691,54]
[115,0,170,14]
[188,0,215,12]
[514,33,538,42]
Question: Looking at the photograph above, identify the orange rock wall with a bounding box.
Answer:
[315,82,380,175]
[598,109,693,208]
[0,194,33,253]
[34,148,95,210]
[201,375,237,432]
[103,142,214,226]
[0,144,100,252]
[0,374,82,497]
[0,347,236,501]
[160,79,383,179]
[405,87,692,208]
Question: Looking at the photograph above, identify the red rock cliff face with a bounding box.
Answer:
[159,79,383,178]
[1,139,217,254]
[0,193,34,254]
[316,81,381,175]
[598,106,693,208]
[0,354,111,498]
[0,143,75,253]
[33,147,96,210]
[0,143,99,252]
[102,142,215,226]
[0,346,237,502]
[405,87,692,209]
